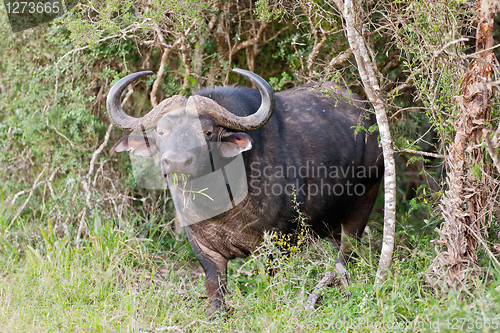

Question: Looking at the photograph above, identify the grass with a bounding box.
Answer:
[0,212,499,332]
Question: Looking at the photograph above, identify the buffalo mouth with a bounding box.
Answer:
[163,172,193,184]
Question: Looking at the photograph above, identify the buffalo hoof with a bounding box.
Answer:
[206,302,234,320]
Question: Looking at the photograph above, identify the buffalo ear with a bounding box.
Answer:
[219,132,253,158]
[111,133,158,157]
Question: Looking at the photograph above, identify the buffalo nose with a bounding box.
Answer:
[162,150,195,172]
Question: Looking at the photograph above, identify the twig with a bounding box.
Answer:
[84,123,113,206]
[9,167,47,228]
[327,48,353,70]
[483,129,500,173]
[87,124,113,181]
[54,20,151,69]
[433,38,469,58]
[387,70,419,96]
[467,42,500,57]
[149,319,214,332]
[262,25,290,45]
[398,148,446,159]
[305,260,350,311]
[52,126,78,148]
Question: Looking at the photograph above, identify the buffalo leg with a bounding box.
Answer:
[306,179,381,311]
[186,228,229,317]
[338,178,381,265]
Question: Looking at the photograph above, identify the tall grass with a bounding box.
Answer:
[1,209,499,332]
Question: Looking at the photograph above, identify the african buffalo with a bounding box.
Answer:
[106,69,383,315]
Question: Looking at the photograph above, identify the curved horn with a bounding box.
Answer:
[106,71,186,130]
[190,68,275,131]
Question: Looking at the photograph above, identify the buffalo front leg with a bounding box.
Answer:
[186,228,229,317]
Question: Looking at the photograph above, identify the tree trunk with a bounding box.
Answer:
[334,0,397,285]
[428,0,498,286]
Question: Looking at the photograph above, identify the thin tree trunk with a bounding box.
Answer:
[428,0,497,286]
[334,0,397,284]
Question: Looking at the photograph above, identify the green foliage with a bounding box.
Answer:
[390,0,468,145]
[268,72,293,92]
[254,0,283,23]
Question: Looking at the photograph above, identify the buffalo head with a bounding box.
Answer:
[107,69,274,179]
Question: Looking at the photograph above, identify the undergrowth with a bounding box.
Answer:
[0,210,499,332]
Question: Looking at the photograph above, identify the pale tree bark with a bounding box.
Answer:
[333,0,397,285]
[428,0,498,286]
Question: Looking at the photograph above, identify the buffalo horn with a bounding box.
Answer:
[189,68,275,131]
[106,71,186,130]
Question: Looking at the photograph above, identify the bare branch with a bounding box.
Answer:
[54,20,151,69]
[432,38,469,58]
[307,33,328,75]
[151,21,197,103]
[150,22,177,107]
[327,48,353,69]
[179,32,192,92]
[232,21,267,55]
[398,148,446,159]
[9,167,58,228]
[262,25,290,45]
[153,319,214,332]
[87,124,113,182]
[483,129,500,173]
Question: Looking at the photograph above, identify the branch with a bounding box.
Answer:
[83,124,114,207]
[262,25,290,45]
[179,32,192,92]
[54,20,151,69]
[152,319,214,332]
[150,23,175,107]
[87,124,113,182]
[231,21,267,55]
[398,148,446,159]
[432,38,469,58]
[9,167,58,229]
[305,261,350,311]
[150,21,196,104]
[483,129,500,173]
[308,33,328,75]
[327,48,353,69]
